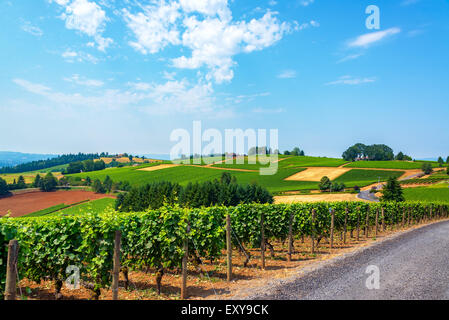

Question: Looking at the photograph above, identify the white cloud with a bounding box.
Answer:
[124,1,297,84]
[299,0,315,6]
[13,78,216,115]
[277,70,296,79]
[61,49,99,63]
[325,75,376,86]
[179,0,231,21]
[348,28,401,48]
[401,0,420,6]
[336,53,363,64]
[51,0,113,51]
[123,1,181,54]
[64,74,104,87]
[21,21,43,37]
[173,11,293,83]
[252,107,284,114]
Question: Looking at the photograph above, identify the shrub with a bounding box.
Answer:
[422,163,433,175]
[40,173,58,192]
[318,176,332,191]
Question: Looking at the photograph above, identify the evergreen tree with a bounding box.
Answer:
[0,177,9,195]
[381,177,404,202]
[16,176,27,189]
[438,157,444,167]
[221,172,232,185]
[92,179,105,194]
[422,162,433,175]
[318,176,332,191]
[85,176,92,186]
[103,176,113,193]
[33,174,41,188]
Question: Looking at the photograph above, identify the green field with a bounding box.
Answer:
[24,204,70,217]
[345,160,440,170]
[23,198,116,218]
[69,164,319,193]
[0,164,68,183]
[67,156,418,193]
[51,198,116,216]
[280,156,348,168]
[404,184,449,202]
[334,169,404,187]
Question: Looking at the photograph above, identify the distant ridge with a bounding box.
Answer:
[0,151,57,168]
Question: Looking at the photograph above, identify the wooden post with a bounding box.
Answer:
[402,207,406,228]
[365,207,370,238]
[381,207,386,232]
[330,209,335,249]
[287,212,293,262]
[112,231,121,300]
[5,240,19,300]
[407,208,411,226]
[226,215,232,282]
[343,208,348,244]
[311,209,316,254]
[375,209,379,237]
[261,212,265,270]
[356,208,360,241]
[181,223,190,299]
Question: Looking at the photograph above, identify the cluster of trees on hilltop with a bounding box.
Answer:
[248,146,279,155]
[342,143,405,162]
[64,159,106,174]
[0,153,101,174]
[116,172,273,211]
[284,147,305,156]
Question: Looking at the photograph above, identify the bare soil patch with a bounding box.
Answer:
[138,164,180,172]
[0,190,115,217]
[274,193,363,204]
[285,167,350,182]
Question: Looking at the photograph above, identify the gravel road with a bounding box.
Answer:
[245,220,449,300]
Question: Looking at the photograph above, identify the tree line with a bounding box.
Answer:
[0,153,101,174]
[342,143,409,162]
[115,172,273,211]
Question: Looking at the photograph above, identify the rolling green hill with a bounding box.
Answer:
[403,183,449,202]
[334,169,404,187]
[66,155,414,194]
[344,160,440,170]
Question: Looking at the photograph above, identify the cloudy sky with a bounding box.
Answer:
[1,0,448,158]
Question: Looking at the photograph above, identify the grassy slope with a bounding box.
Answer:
[279,156,348,168]
[404,183,449,202]
[0,164,68,183]
[69,164,317,193]
[345,161,440,169]
[334,169,404,187]
[51,198,116,216]
[67,157,422,193]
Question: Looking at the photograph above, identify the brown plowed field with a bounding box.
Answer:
[0,190,115,217]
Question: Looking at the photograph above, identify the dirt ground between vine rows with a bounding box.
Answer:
[0,190,115,217]
[274,193,364,203]
[15,219,447,300]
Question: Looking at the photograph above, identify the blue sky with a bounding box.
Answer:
[1,0,448,158]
